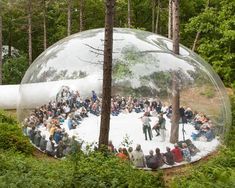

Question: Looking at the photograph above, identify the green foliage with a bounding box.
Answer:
[224,94,235,148]
[71,152,164,188]
[3,54,28,84]
[0,150,74,188]
[0,122,34,155]
[184,0,235,87]
[121,134,133,148]
[0,110,34,155]
[113,63,132,79]
[0,149,164,188]
[0,110,17,124]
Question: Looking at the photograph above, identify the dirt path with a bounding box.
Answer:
[32,149,57,161]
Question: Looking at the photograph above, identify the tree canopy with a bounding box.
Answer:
[0,0,234,87]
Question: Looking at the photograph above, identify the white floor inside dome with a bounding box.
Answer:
[38,112,220,168]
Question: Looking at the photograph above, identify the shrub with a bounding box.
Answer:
[0,150,74,188]
[0,110,17,124]
[0,150,164,188]
[0,123,34,155]
[0,110,34,155]
[71,152,164,188]
[2,54,28,84]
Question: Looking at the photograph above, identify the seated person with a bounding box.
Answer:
[46,136,55,157]
[111,101,119,116]
[154,148,165,168]
[108,140,115,153]
[182,143,191,162]
[133,101,141,113]
[90,101,100,116]
[74,108,82,121]
[116,148,128,160]
[204,127,215,141]
[79,106,88,118]
[145,150,158,170]
[132,144,146,168]
[39,135,47,151]
[54,129,62,144]
[166,105,172,119]
[163,147,174,165]
[184,107,193,122]
[171,143,183,163]
[67,114,76,130]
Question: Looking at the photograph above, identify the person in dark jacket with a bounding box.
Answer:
[163,147,175,165]
[34,131,42,147]
[145,150,158,170]
[155,148,165,168]
[141,113,152,141]
[55,140,65,158]
[39,135,47,151]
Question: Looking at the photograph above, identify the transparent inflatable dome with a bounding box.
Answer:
[17,28,231,158]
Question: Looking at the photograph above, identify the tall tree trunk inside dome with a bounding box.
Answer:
[99,0,116,149]
[170,0,180,144]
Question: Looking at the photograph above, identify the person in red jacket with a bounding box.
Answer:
[116,148,128,160]
[171,143,183,163]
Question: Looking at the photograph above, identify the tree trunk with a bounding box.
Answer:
[43,0,47,50]
[0,7,2,85]
[127,0,131,28]
[67,0,71,36]
[79,0,84,32]
[152,0,156,33]
[170,72,180,143]
[192,31,200,52]
[170,0,180,144]
[191,0,210,52]
[99,0,116,149]
[28,0,32,65]
[172,0,179,54]
[168,0,172,39]
[155,0,160,34]
[8,18,12,57]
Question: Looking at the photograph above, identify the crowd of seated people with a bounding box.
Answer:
[111,142,198,170]
[190,112,215,142]
[23,118,81,158]
[22,87,215,161]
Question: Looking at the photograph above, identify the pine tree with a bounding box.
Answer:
[170,0,180,144]
[99,0,116,148]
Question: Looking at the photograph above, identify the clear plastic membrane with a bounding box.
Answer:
[17,28,231,163]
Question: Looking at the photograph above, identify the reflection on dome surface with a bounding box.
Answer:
[18,28,231,126]
[17,28,231,163]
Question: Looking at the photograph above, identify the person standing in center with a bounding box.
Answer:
[141,112,152,141]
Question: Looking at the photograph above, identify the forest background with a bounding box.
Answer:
[0,0,234,88]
